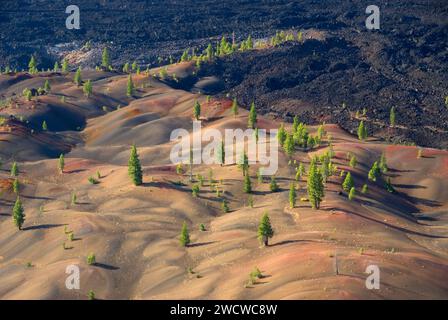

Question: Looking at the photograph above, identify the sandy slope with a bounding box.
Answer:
[0,63,447,299]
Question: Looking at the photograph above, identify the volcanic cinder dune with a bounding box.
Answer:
[0,61,447,300]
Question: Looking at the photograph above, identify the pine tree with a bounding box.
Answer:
[10,162,18,177]
[12,178,19,194]
[348,187,356,200]
[307,162,324,209]
[217,140,225,166]
[238,153,249,176]
[42,121,48,131]
[44,80,51,92]
[289,182,297,208]
[83,80,93,98]
[193,101,201,120]
[292,115,299,134]
[357,121,367,140]
[126,75,134,97]
[316,124,325,144]
[180,222,190,247]
[58,154,65,174]
[257,213,274,246]
[385,177,395,193]
[269,176,279,192]
[361,184,368,194]
[128,145,143,186]
[342,172,354,192]
[389,106,396,127]
[123,62,130,73]
[244,174,252,193]
[28,56,37,73]
[284,133,294,156]
[349,155,357,168]
[248,102,257,129]
[221,199,230,213]
[12,196,25,230]
[277,123,287,146]
[73,67,82,86]
[368,161,380,182]
[231,98,238,117]
[101,47,110,69]
[191,184,200,197]
[62,59,69,72]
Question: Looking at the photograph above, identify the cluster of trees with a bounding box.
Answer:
[270,30,302,46]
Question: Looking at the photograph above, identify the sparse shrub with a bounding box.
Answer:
[361,184,368,194]
[247,195,254,208]
[68,232,74,241]
[176,163,184,175]
[10,162,18,177]
[192,184,200,197]
[73,67,82,86]
[87,253,96,265]
[243,175,252,193]
[385,177,395,193]
[58,154,65,173]
[199,223,206,232]
[71,192,77,205]
[193,100,201,120]
[42,121,48,131]
[88,177,99,184]
[417,148,423,158]
[221,199,230,213]
[269,176,279,192]
[88,290,95,300]
[83,80,93,98]
[289,182,296,208]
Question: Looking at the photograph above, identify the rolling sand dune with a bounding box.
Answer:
[0,63,447,300]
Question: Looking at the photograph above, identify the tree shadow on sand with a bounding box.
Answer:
[187,241,216,248]
[24,223,66,231]
[93,263,120,271]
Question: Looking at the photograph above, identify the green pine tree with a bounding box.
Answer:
[237,153,249,176]
[10,162,18,177]
[180,222,190,247]
[349,155,357,168]
[12,178,19,194]
[307,162,324,209]
[368,161,380,182]
[193,101,201,120]
[248,102,257,129]
[289,182,296,208]
[44,79,51,92]
[277,123,287,146]
[379,152,388,173]
[357,121,367,140]
[28,56,37,73]
[53,61,59,72]
[42,121,48,131]
[244,174,252,193]
[221,199,230,213]
[217,140,225,166]
[389,106,396,127]
[342,172,354,192]
[269,176,279,192]
[58,154,65,173]
[83,80,93,98]
[101,47,110,69]
[292,115,300,134]
[74,67,82,86]
[361,184,368,194]
[12,196,25,230]
[348,187,356,200]
[284,133,294,157]
[128,145,143,186]
[231,98,238,117]
[62,59,69,72]
[126,75,134,97]
[257,212,274,246]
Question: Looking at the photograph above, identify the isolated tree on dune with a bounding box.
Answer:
[221,199,230,213]
[257,212,274,246]
[73,67,82,86]
[342,172,354,193]
[389,106,396,128]
[12,196,25,230]
[379,152,388,173]
[128,145,143,186]
[307,162,324,209]
[42,121,48,131]
[244,174,252,194]
[193,101,201,120]
[248,102,257,129]
[357,120,367,140]
[180,222,190,247]
[10,162,18,177]
[238,152,249,176]
[289,182,297,208]
[126,75,135,97]
[231,98,238,117]
[349,154,357,168]
[83,80,93,98]
[101,47,110,69]
[58,154,65,174]
[53,61,59,72]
